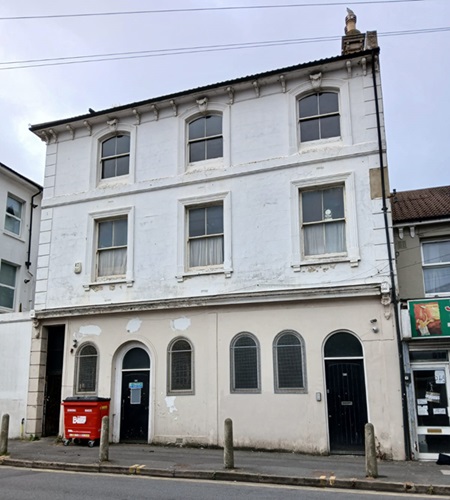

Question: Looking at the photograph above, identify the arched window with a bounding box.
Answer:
[324,331,363,358]
[188,114,223,163]
[230,333,260,393]
[76,344,98,393]
[168,338,193,394]
[273,331,306,393]
[100,133,130,179]
[298,92,340,142]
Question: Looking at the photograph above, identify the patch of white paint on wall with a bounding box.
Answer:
[76,325,102,338]
[170,317,191,332]
[126,318,142,334]
[165,396,178,414]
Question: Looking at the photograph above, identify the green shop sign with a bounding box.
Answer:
[409,299,450,338]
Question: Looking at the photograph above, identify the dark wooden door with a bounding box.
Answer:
[326,360,368,454]
[120,371,149,442]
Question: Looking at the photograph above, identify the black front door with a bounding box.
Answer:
[120,371,149,442]
[326,360,368,454]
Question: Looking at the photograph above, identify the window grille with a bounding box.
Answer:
[274,333,305,391]
[76,344,98,393]
[168,339,193,393]
[231,334,260,392]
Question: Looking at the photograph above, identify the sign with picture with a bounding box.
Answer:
[409,299,450,338]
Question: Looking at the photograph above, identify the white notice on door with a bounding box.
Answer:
[418,405,429,416]
[433,408,447,415]
[435,370,446,384]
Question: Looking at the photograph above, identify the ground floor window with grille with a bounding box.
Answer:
[187,204,224,268]
[231,333,260,393]
[76,344,98,393]
[168,338,193,394]
[422,240,450,294]
[0,261,17,310]
[274,331,306,393]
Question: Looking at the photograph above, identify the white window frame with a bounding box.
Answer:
[287,78,352,155]
[0,260,18,311]
[90,124,136,188]
[176,192,232,281]
[177,102,230,174]
[290,172,360,269]
[422,239,450,297]
[298,92,341,143]
[84,206,134,289]
[4,193,24,237]
[75,343,99,395]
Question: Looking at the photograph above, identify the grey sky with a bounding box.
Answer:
[1,0,448,191]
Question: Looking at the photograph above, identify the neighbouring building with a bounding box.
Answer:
[393,186,450,460]
[26,13,406,459]
[0,162,42,437]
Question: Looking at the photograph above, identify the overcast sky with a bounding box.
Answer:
[1,0,448,192]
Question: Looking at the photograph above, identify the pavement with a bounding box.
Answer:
[2,438,450,496]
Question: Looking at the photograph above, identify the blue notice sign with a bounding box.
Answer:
[129,382,143,389]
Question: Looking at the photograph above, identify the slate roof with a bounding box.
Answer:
[391,186,450,223]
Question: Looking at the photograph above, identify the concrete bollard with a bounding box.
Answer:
[99,416,109,462]
[365,422,378,478]
[224,418,234,469]
[0,414,10,456]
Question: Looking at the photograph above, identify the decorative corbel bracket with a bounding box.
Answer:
[409,226,416,238]
[66,124,75,140]
[132,108,141,125]
[346,61,352,77]
[252,81,260,98]
[32,318,40,338]
[107,118,118,131]
[170,100,178,116]
[398,227,404,240]
[226,86,234,105]
[150,104,159,121]
[49,129,58,143]
[361,57,367,76]
[83,120,92,136]
[279,74,286,93]
[310,72,322,91]
[196,97,208,114]
[40,131,50,144]
[380,281,392,319]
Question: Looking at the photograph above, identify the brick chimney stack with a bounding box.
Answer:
[341,9,379,55]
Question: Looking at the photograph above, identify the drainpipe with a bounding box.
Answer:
[371,50,411,459]
[25,188,43,270]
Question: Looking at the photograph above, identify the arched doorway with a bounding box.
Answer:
[119,346,150,442]
[324,332,368,454]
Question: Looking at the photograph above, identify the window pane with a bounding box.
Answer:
[206,137,223,159]
[116,134,130,155]
[5,216,20,234]
[302,191,323,223]
[189,208,206,237]
[172,339,191,352]
[189,117,205,140]
[205,115,222,136]
[98,248,127,276]
[171,350,192,391]
[424,267,450,294]
[324,332,363,357]
[323,188,344,220]
[423,241,450,265]
[102,159,116,179]
[320,115,340,139]
[102,137,116,158]
[206,205,223,234]
[277,344,303,388]
[325,221,346,253]
[234,339,258,390]
[189,141,205,163]
[123,348,150,369]
[0,262,17,287]
[77,348,97,393]
[98,221,113,248]
[304,224,325,255]
[300,119,320,142]
[319,92,339,114]
[189,236,224,267]
[113,219,128,246]
[6,196,22,217]
[0,286,14,309]
[80,345,97,356]
[116,156,130,176]
[299,94,318,118]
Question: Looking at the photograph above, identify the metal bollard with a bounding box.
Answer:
[0,414,10,455]
[224,418,234,469]
[365,422,378,478]
[99,416,109,462]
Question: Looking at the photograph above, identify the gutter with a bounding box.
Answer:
[371,50,411,459]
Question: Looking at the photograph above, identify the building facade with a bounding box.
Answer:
[26,17,405,458]
[0,162,42,437]
[393,186,450,460]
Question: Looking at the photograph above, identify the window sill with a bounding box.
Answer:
[186,157,223,172]
[167,390,195,396]
[275,388,308,394]
[299,136,342,151]
[83,278,134,290]
[2,229,25,242]
[231,389,261,394]
[176,267,232,282]
[292,255,359,269]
